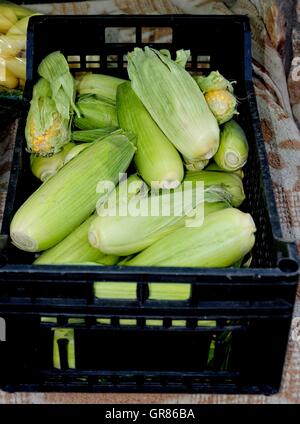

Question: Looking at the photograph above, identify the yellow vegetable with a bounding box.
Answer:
[0,65,18,89]
[205,89,238,125]
[7,13,42,36]
[4,56,26,80]
[0,34,26,57]
[0,5,17,33]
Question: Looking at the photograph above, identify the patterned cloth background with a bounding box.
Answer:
[0,0,299,404]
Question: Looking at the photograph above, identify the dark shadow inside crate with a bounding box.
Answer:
[0,315,287,393]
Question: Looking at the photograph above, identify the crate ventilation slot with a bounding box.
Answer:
[105,27,136,43]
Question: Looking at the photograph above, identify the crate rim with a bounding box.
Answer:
[0,14,299,281]
[0,262,299,281]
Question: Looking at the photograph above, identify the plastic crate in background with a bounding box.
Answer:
[0,15,299,394]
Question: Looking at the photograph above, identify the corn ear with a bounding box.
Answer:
[74,94,118,130]
[127,47,219,161]
[34,214,119,265]
[25,52,80,156]
[4,56,26,80]
[117,81,184,189]
[0,2,33,19]
[88,179,230,256]
[127,208,256,268]
[0,5,17,32]
[205,89,238,125]
[30,142,74,182]
[25,78,72,156]
[35,174,142,264]
[0,65,18,88]
[77,72,126,103]
[38,51,79,118]
[10,130,136,252]
[7,13,42,36]
[184,170,245,207]
[214,120,249,171]
[0,34,26,57]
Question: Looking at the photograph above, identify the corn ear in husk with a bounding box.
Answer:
[127,47,219,161]
[127,208,256,268]
[30,142,74,182]
[74,94,118,130]
[184,170,245,207]
[77,72,125,104]
[10,130,136,252]
[214,120,249,171]
[117,81,184,189]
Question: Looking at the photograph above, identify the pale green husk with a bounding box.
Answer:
[126,208,256,267]
[74,94,118,130]
[25,51,79,156]
[34,214,119,265]
[88,181,230,256]
[214,120,249,171]
[77,73,126,103]
[38,51,79,119]
[194,71,234,94]
[184,170,245,207]
[35,174,144,264]
[10,130,136,252]
[30,142,74,182]
[127,47,220,161]
[63,143,90,165]
[25,78,72,156]
[117,81,184,189]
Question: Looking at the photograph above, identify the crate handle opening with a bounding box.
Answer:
[105,27,136,44]
[141,27,173,44]
[277,258,299,273]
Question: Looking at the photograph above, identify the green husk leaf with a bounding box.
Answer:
[194,71,235,94]
[71,127,117,142]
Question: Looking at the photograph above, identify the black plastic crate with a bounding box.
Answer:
[0,15,299,394]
